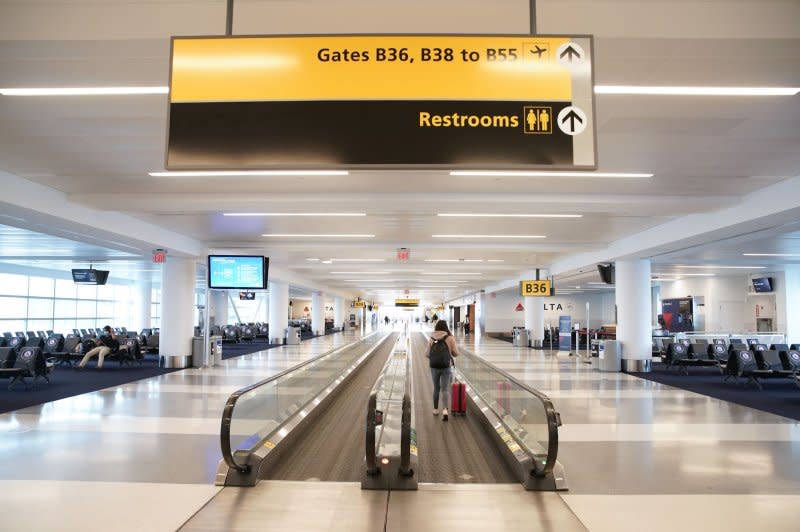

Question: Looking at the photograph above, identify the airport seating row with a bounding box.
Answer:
[0,346,53,390]
[659,338,800,390]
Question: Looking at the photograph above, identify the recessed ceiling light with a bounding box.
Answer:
[320,260,333,264]
[742,253,800,257]
[450,171,652,178]
[262,233,374,238]
[437,213,582,218]
[432,234,545,239]
[594,85,800,96]
[224,212,365,217]
[0,86,169,96]
[151,170,348,177]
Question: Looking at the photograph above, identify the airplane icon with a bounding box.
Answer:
[530,45,547,58]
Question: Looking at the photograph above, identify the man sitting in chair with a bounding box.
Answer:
[74,325,119,370]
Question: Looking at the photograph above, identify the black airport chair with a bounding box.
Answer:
[25,336,45,349]
[712,338,727,346]
[36,331,47,339]
[52,336,81,367]
[26,331,36,340]
[791,344,800,351]
[770,343,789,354]
[779,349,800,373]
[725,350,771,389]
[708,343,730,373]
[42,336,64,355]
[240,327,255,343]
[757,350,795,378]
[7,336,24,353]
[746,338,759,347]
[3,332,12,339]
[0,346,50,390]
[46,330,54,337]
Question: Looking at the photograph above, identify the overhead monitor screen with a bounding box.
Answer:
[208,255,268,289]
[752,277,773,293]
[72,269,110,285]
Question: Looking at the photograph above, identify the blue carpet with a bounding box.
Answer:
[0,357,178,414]
[631,366,800,421]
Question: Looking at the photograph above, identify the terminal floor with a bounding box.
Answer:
[2,327,799,531]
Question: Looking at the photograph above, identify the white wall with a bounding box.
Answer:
[483,289,615,333]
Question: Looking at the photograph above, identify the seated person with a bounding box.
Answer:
[75,325,119,370]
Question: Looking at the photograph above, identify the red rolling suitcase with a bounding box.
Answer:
[451,381,467,416]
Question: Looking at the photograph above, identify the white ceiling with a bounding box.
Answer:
[0,0,798,303]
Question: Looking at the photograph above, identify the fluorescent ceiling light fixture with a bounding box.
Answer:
[594,85,800,96]
[422,272,482,276]
[331,271,390,275]
[224,212,365,217]
[330,258,385,262]
[438,213,582,218]
[151,170,349,177]
[450,171,652,178]
[306,258,320,262]
[423,259,484,263]
[0,86,169,96]
[262,233,374,238]
[652,278,678,282]
[675,273,714,277]
[433,234,545,239]
[487,259,505,263]
[587,282,610,285]
[678,265,767,269]
[742,253,800,257]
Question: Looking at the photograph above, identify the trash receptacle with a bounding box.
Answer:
[191,336,204,367]
[598,340,622,372]
[285,326,301,345]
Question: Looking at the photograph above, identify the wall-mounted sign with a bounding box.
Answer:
[395,298,420,308]
[515,303,524,311]
[520,279,552,297]
[167,34,595,169]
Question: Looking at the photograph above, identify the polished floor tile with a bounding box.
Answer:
[560,494,800,532]
[0,480,220,532]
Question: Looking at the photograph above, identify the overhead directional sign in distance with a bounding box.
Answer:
[167,34,595,169]
[395,298,420,308]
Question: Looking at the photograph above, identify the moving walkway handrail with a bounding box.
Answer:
[365,334,414,477]
[458,345,561,477]
[220,332,377,474]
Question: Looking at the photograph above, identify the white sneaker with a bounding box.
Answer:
[432,408,439,416]
[442,408,449,421]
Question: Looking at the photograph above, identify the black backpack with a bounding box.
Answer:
[429,334,452,369]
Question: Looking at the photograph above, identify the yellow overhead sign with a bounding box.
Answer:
[354,301,366,308]
[395,298,420,308]
[170,35,574,103]
[520,280,552,297]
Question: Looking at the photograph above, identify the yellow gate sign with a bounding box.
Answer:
[354,301,366,308]
[520,280,552,297]
[395,298,420,308]
[167,34,595,169]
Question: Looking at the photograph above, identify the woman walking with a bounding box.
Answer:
[427,320,459,421]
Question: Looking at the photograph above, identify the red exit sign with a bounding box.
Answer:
[397,247,410,262]
[152,250,167,264]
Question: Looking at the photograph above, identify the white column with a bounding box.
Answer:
[780,266,800,345]
[312,291,325,336]
[160,258,196,362]
[268,280,289,344]
[334,296,345,330]
[133,272,152,332]
[524,298,545,348]
[616,259,653,372]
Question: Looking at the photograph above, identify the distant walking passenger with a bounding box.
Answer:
[427,320,459,421]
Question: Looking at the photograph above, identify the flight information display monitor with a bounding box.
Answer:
[208,255,268,289]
